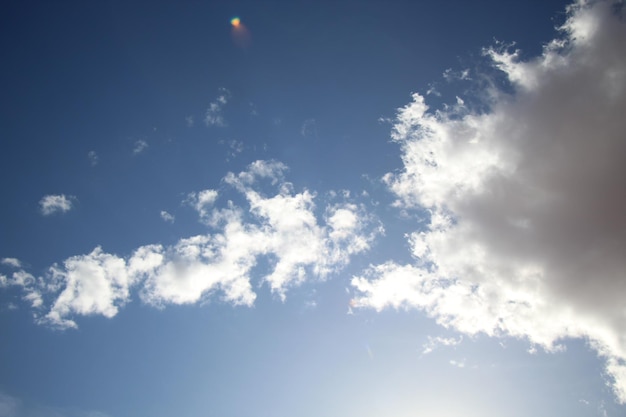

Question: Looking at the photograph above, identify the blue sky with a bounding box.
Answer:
[2,1,626,416]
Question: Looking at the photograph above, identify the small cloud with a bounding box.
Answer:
[205,105,225,126]
[185,115,194,127]
[133,140,148,155]
[219,139,244,161]
[216,88,229,104]
[186,189,219,221]
[205,88,231,127]
[422,335,463,355]
[300,118,317,138]
[443,68,471,82]
[0,268,43,309]
[426,83,441,96]
[39,194,75,216]
[160,211,175,223]
[1,258,22,268]
[87,150,98,166]
[229,140,244,154]
[449,359,466,368]
[249,102,258,116]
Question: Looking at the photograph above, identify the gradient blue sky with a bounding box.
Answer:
[2,1,626,416]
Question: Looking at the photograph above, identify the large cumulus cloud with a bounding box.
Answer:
[351,0,626,402]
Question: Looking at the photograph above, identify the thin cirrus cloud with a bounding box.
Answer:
[351,0,626,403]
[5,160,381,329]
[39,194,75,216]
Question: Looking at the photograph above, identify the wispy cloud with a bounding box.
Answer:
[132,139,148,155]
[87,150,98,166]
[422,335,463,355]
[351,0,626,403]
[204,88,231,127]
[300,118,317,138]
[449,359,466,369]
[442,67,471,82]
[249,101,258,116]
[3,160,381,329]
[0,265,43,308]
[185,115,194,127]
[218,139,244,161]
[39,194,75,216]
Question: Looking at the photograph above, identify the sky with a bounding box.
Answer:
[1,0,626,416]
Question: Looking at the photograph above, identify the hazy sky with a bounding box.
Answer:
[2,1,626,416]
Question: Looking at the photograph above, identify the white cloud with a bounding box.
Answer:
[443,68,471,82]
[87,150,98,166]
[39,194,74,216]
[352,0,626,403]
[160,210,175,223]
[139,213,262,307]
[132,139,148,154]
[1,258,21,268]
[43,247,140,328]
[186,189,219,221]
[185,115,194,127]
[4,161,380,329]
[449,359,466,369]
[204,88,230,127]
[422,335,463,355]
[218,160,382,299]
[0,264,43,309]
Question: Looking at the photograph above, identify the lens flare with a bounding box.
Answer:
[230,16,251,48]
